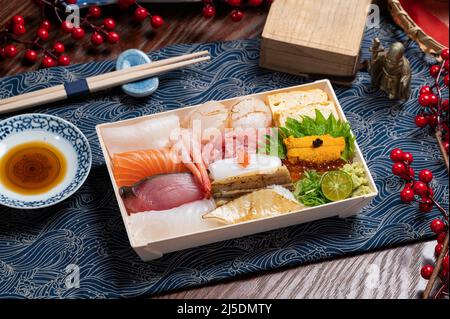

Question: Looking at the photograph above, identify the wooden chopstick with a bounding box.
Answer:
[88,56,210,93]
[0,51,210,114]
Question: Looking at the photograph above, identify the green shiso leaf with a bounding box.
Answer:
[279,110,356,162]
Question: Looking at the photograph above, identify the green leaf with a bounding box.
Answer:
[280,110,356,161]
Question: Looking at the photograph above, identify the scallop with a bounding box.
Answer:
[230,98,272,129]
[188,101,230,143]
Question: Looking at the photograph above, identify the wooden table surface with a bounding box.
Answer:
[0,1,432,299]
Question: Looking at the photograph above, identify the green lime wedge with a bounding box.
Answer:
[320,171,353,202]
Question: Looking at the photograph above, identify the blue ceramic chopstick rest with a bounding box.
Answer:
[116,49,159,98]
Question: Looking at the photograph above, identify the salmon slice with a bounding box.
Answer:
[112,148,189,188]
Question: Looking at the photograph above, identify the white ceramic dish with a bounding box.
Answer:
[96,80,378,261]
[0,114,92,209]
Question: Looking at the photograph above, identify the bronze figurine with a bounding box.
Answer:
[369,38,411,101]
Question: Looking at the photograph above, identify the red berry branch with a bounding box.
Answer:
[389,148,449,299]
[415,48,449,170]
[202,0,273,21]
[1,1,273,70]
[0,0,165,68]
[0,14,71,67]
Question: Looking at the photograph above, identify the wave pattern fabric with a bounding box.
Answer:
[0,19,448,298]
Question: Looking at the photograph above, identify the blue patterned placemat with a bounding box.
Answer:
[0,19,448,298]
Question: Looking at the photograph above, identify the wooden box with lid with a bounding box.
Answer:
[260,0,373,78]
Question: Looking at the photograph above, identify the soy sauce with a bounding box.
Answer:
[0,141,67,195]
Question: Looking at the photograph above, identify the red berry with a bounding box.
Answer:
[91,32,104,46]
[40,20,51,30]
[402,152,413,164]
[227,0,242,6]
[61,21,74,33]
[4,44,18,58]
[392,162,406,176]
[107,31,120,44]
[441,48,449,60]
[150,15,164,28]
[230,9,244,22]
[400,167,414,181]
[41,56,56,68]
[428,94,438,106]
[249,0,263,5]
[89,6,102,18]
[419,198,433,212]
[430,219,445,234]
[415,114,428,128]
[444,60,449,71]
[444,74,449,87]
[66,0,77,4]
[444,142,449,154]
[118,0,132,9]
[418,169,433,183]
[443,256,449,272]
[203,5,216,19]
[390,148,403,162]
[435,243,443,256]
[442,99,449,111]
[421,265,434,280]
[24,49,38,63]
[419,86,431,95]
[430,65,440,77]
[53,42,65,54]
[437,232,446,244]
[428,187,434,198]
[428,115,438,128]
[37,28,49,41]
[400,187,415,203]
[57,55,70,66]
[12,24,26,36]
[407,167,415,179]
[134,7,149,22]
[404,181,414,189]
[103,18,116,30]
[413,181,429,197]
[11,15,25,25]
[418,94,431,107]
[71,27,85,40]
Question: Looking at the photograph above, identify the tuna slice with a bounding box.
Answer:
[120,173,204,214]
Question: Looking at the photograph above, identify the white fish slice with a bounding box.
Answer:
[127,199,219,245]
[209,154,282,181]
[203,186,303,225]
[101,114,180,154]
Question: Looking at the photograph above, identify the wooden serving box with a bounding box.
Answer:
[96,80,378,261]
[260,0,372,78]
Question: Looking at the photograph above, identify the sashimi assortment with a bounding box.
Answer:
[103,88,373,241]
